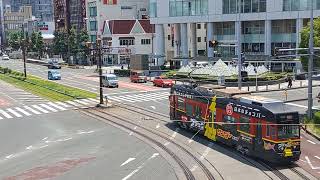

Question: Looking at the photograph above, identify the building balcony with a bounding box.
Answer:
[242,34,265,43]
[271,33,296,43]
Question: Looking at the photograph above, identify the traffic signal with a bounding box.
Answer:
[209,40,219,48]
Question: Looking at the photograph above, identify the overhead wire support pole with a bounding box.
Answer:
[22,23,27,78]
[237,2,242,90]
[308,0,314,119]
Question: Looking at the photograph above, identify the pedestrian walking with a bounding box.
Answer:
[287,76,292,88]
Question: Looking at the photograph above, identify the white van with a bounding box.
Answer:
[102,74,119,88]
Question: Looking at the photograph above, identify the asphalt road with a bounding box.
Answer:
[0,110,176,180]
[0,59,164,95]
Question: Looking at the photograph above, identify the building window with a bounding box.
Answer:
[149,0,157,17]
[204,37,207,42]
[169,0,208,17]
[197,24,201,29]
[90,35,97,42]
[119,38,135,46]
[168,35,171,40]
[283,0,320,11]
[197,37,201,42]
[89,7,97,17]
[89,21,97,31]
[141,39,151,45]
[223,0,266,14]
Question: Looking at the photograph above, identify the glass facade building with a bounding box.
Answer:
[169,0,208,17]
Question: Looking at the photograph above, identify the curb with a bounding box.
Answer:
[303,127,320,141]
[250,84,320,93]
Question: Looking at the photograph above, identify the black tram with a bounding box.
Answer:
[169,84,301,163]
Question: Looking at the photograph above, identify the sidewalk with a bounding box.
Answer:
[226,80,320,93]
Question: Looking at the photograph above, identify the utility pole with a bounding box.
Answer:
[237,1,242,90]
[22,23,27,78]
[66,0,71,65]
[308,0,314,119]
[97,38,104,105]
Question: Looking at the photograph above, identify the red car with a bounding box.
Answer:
[153,76,174,87]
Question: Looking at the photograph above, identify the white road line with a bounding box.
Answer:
[74,99,90,105]
[80,99,97,104]
[32,105,49,113]
[15,107,31,116]
[39,104,58,112]
[6,108,22,118]
[23,106,41,115]
[66,101,83,107]
[107,96,122,102]
[315,156,320,160]
[55,102,71,108]
[88,98,100,103]
[47,102,67,111]
[120,158,136,167]
[307,140,316,144]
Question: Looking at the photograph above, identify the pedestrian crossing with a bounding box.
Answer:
[0,98,99,120]
[107,91,169,103]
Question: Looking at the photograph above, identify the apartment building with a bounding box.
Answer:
[149,0,320,66]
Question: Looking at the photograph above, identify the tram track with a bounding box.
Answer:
[111,104,317,180]
[81,107,218,180]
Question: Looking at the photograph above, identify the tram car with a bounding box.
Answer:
[169,84,301,164]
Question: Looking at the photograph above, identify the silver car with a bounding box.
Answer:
[102,74,119,88]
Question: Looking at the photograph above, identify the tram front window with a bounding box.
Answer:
[278,125,299,139]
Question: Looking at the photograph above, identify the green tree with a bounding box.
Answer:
[8,31,21,50]
[300,18,320,70]
[68,26,78,56]
[52,31,67,57]
[36,32,44,58]
[77,28,90,64]
[30,31,38,52]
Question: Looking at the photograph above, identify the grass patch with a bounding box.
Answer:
[0,68,97,102]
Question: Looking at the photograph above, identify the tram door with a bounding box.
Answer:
[204,97,217,141]
[169,95,175,120]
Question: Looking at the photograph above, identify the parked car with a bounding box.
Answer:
[153,76,174,87]
[2,54,9,60]
[130,70,147,83]
[48,70,61,80]
[102,74,119,88]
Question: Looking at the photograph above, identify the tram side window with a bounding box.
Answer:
[177,97,185,111]
[266,125,270,137]
[195,106,202,118]
[186,103,193,116]
[271,126,277,139]
[239,116,250,133]
[223,115,236,129]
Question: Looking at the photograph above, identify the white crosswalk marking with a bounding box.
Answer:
[108,92,169,103]
[88,98,99,103]
[74,99,89,105]
[7,108,22,118]
[0,99,98,119]
[15,107,31,116]
[0,109,13,118]
[47,102,67,111]
[66,101,82,107]
[24,106,41,115]
[55,102,71,108]
[32,105,49,113]
[39,104,58,112]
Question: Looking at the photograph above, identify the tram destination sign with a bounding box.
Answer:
[227,103,266,119]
